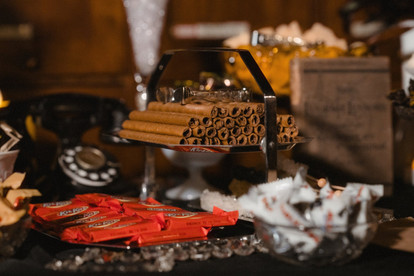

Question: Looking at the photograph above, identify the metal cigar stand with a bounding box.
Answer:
[120,48,306,199]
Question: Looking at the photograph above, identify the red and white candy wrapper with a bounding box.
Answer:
[289,167,317,205]
[239,167,384,254]
[341,183,384,240]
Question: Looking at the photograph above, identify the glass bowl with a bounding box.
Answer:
[254,218,378,266]
[0,215,32,259]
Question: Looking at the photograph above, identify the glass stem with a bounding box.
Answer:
[141,146,156,200]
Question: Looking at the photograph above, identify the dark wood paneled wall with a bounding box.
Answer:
[0,0,349,179]
[1,0,348,99]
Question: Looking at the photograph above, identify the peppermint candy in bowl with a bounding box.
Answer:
[253,218,378,266]
[239,168,383,266]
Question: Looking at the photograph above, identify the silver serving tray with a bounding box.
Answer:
[102,132,311,153]
[32,219,255,249]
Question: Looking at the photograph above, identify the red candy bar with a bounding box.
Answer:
[30,193,239,247]
[122,202,186,218]
[75,193,124,212]
[58,207,120,227]
[62,214,163,243]
[132,226,211,246]
[30,199,90,222]
[164,207,238,230]
[75,193,163,214]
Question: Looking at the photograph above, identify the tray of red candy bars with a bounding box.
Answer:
[29,193,250,248]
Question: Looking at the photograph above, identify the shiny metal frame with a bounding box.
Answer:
[145,48,278,184]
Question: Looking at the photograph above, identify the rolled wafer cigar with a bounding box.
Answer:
[119,129,188,145]
[213,118,224,129]
[286,133,293,142]
[218,103,242,118]
[217,127,229,140]
[217,106,229,118]
[254,124,266,137]
[200,117,213,127]
[192,126,206,137]
[230,127,241,137]
[205,127,217,138]
[224,117,235,128]
[228,104,242,118]
[277,135,283,143]
[237,102,264,116]
[211,137,221,145]
[277,124,282,135]
[241,105,253,117]
[276,115,281,125]
[279,114,295,127]
[122,120,192,138]
[236,134,248,145]
[248,114,261,127]
[188,137,203,144]
[248,133,259,144]
[128,110,200,128]
[284,126,299,137]
[188,118,200,128]
[148,102,219,118]
[279,132,293,143]
[242,124,253,135]
[201,137,210,145]
[222,136,237,145]
[253,103,265,117]
[236,116,247,126]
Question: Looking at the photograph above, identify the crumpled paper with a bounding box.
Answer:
[0,150,19,182]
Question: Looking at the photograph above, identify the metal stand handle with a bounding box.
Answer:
[146,48,278,183]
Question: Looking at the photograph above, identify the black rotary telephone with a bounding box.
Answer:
[7,92,130,198]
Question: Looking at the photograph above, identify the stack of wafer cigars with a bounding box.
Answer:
[119,101,298,145]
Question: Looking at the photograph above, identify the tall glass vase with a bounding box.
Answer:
[123,0,168,199]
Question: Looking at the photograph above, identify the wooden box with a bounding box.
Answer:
[290,57,394,195]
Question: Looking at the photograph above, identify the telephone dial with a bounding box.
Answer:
[7,92,131,199]
[58,144,120,187]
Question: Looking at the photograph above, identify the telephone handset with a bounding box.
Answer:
[58,144,120,187]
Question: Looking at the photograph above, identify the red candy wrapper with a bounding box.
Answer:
[123,202,239,230]
[30,193,239,246]
[75,193,162,214]
[131,226,211,246]
[29,198,89,222]
[58,208,120,228]
[75,193,125,212]
[122,202,186,218]
[61,214,163,243]
[164,207,238,230]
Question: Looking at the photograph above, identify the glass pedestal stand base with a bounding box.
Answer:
[162,149,225,201]
[165,166,212,201]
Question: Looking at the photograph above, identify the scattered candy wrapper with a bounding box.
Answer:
[238,167,383,254]
[0,150,20,183]
[0,172,41,227]
[0,122,22,153]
